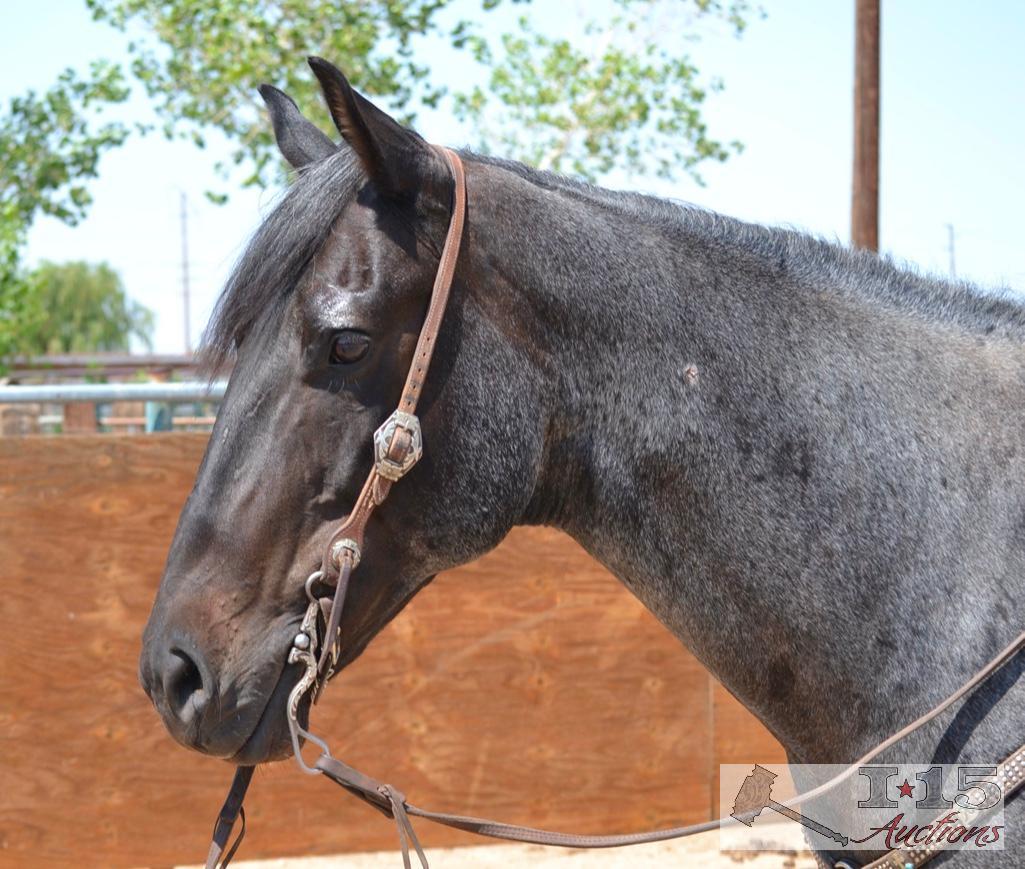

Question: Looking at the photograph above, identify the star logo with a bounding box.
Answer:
[897,779,915,799]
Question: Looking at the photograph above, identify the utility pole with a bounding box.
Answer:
[945,223,956,278]
[851,0,880,251]
[180,191,192,354]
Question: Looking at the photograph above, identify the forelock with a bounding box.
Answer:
[200,149,364,372]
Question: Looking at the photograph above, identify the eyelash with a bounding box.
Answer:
[329,331,370,365]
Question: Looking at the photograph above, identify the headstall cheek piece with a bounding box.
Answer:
[206,144,467,869]
[204,144,1025,869]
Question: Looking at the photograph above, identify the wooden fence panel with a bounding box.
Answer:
[0,434,782,868]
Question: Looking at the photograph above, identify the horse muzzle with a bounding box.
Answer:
[139,618,299,762]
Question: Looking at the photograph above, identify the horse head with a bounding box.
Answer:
[139,58,547,764]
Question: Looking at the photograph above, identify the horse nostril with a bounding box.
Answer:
[164,647,208,725]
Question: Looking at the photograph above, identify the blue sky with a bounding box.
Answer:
[3,1,1023,353]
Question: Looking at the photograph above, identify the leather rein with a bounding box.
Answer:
[204,146,1025,869]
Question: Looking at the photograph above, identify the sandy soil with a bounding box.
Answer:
[181,834,816,868]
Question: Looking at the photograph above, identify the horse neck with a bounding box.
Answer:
[463,160,1025,764]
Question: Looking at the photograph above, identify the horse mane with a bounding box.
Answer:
[202,147,1025,373]
[471,153,1025,341]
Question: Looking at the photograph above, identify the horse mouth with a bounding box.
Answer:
[223,599,394,766]
[228,656,308,765]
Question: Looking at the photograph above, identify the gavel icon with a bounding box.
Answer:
[731,764,849,847]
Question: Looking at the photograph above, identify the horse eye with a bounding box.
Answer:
[329,331,370,365]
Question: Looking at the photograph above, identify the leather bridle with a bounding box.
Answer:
[312,143,468,688]
[203,146,1025,869]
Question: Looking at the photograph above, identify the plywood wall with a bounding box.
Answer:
[0,434,783,868]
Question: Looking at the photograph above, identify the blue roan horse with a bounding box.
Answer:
[140,57,1025,866]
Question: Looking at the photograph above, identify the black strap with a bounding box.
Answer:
[205,766,254,869]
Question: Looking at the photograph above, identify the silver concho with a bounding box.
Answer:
[330,537,361,569]
[373,410,423,481]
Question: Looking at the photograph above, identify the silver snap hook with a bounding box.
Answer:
[304,569,325,602]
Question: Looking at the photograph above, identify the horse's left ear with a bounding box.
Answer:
[308,56,432,198]
[259,84,337,170]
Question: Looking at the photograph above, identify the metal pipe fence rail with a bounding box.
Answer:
[0,382,227,435]
[0,382,227,403]
[8,353,210,381]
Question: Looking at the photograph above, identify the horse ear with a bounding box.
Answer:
[307,56,428,197]
[259,84,337,170]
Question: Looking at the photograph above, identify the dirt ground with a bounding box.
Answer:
[182,834,816,868]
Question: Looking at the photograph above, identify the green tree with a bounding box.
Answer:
[453,1,755,181]
[0,205,42,371]
[0,63,131,371]
[21,261,153,354]
[86,0,757,192]
[1,62,130,228]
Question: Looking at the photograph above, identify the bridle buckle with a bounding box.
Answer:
[373,410,423,481]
